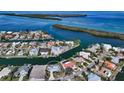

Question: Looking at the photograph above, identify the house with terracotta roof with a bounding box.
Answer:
[104,61,117,71]
[47,41,55,47]
[61,60,76,70]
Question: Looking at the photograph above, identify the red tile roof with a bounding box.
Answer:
[63,61,75,68]
[104,61,117,70]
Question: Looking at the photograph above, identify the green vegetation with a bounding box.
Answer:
[12,77,19,81]
[53,24,124,41]
[23,75,29,81]
[0,74,12,81]
[0,76,11,81]
[65,68,73,75]
[76,62,83,68]
[83,62,89,67]
[0,65,6,71]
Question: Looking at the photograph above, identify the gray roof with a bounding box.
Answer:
[47,64,61,72]
[88,73,101,81]
[39,48,50,52]
[29,65,46,79]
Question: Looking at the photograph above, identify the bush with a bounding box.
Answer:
[23,75,29,81]
[65,68,73,75]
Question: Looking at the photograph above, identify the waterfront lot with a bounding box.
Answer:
[0,30,53,41]
[0,43,123,81]
[0,40,78,58]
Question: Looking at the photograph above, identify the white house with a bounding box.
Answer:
[79,51,91,59]
[112,57,120,64]
[0,67,11,79]
[87,44,100,53]
[29,48,39,56]
[65,41,74,46]
[113,47,120,52]
[17,50,24,56]
[102,44,112,52]
[51,46,62,56]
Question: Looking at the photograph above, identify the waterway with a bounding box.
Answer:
[0,11,124,80]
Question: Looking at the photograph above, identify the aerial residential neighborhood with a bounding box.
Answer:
[0,11,124,81]
[0,41,123,81]
[0,40,78,58]
[0,1,124,92]
[0,30,124,81]
[0,30,53,41]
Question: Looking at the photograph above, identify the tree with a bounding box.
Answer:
[65,68,73,75]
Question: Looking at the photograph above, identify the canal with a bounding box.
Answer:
[0,44,81,65]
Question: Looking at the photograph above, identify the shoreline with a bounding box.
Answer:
[53,24,124,41]
[2,13,87,21]
[0,41,80,59]
[2,13,62,21]
[0,43,80,65]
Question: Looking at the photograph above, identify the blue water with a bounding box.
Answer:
[0,11,124,80]
[0,11,124,47]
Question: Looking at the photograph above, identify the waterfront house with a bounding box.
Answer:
[12,32,19,40]
[87,44,100,53]
[39,43,47,48]
[6,49,15,56]
[0,30,53,41]
[0,66,11,79]
[65,41,74,46]
[19,34,26,39]
[17,50,24,56]
[42,34,51,39]
[14,64,30,81]
[46,64,63,80]
[47,64,62,72]
[72,56,85,63]
[29,42,37,47]
[34,32,41,39]
[79,51,91,59]
[29,48,39,56]
[102,44,112,52]
[47,41,55,47]
[5,34,13,39]
[51,46,62,56]
[27,32,34,39]
[61,60,76,70]
[39,48,50,56]
[29,65,46,81]
[113,47,120,52]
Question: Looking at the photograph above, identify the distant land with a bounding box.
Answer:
[53,24,124,41]
[2,13,87,20]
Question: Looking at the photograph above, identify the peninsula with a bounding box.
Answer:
[53,24,124,41]
[3,13,87,21]
[3,13,62,20]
